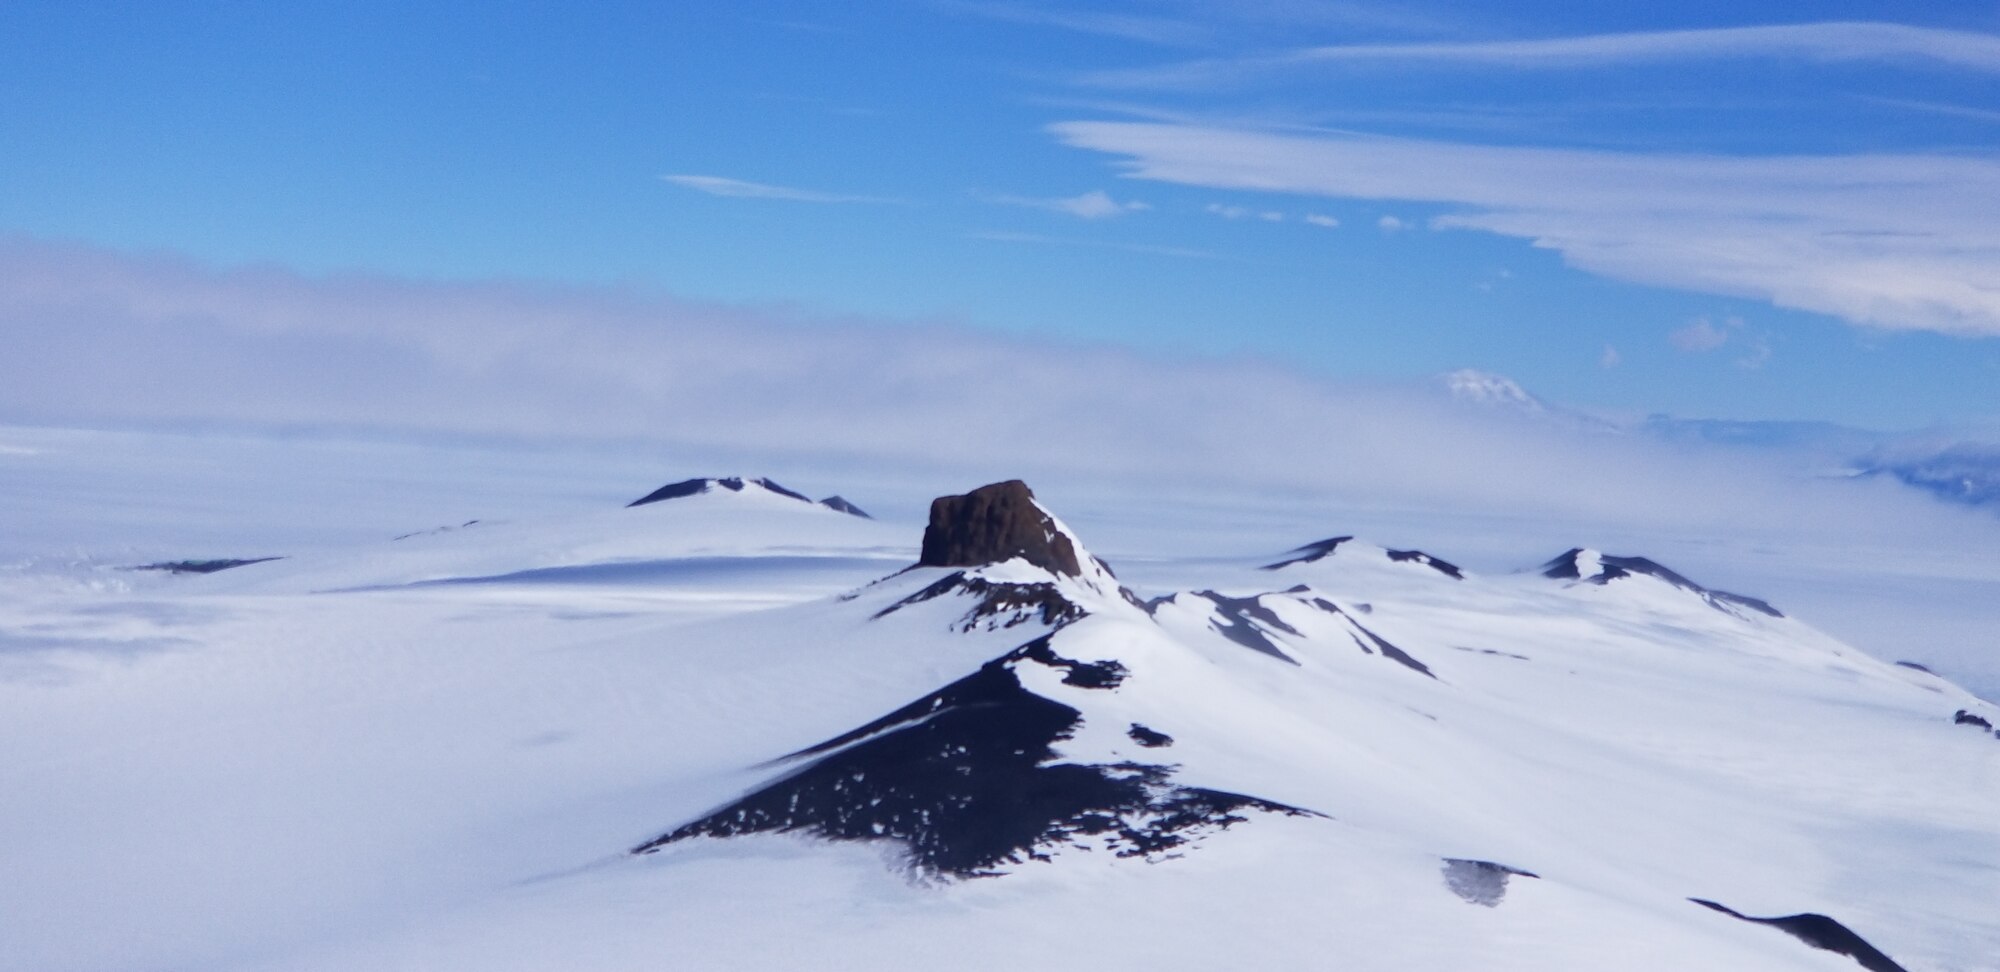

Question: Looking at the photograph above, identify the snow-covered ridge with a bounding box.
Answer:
[168,474,902,598]
[1542,546,1785,619]
[616,481,1992,971]
[5,477,1995,972]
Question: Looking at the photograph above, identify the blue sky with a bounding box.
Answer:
[4,1,2000,430]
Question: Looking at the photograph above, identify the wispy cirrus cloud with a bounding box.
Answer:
[1862,96,2000,125]
[978,189,1151,219]
[1050,120,2000,337]
[968,229,1217,260]
[660,174,902,204]
[934,0,1207,47]
[1086,21,2000,88]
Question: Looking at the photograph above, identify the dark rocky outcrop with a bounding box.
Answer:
[128,557,281,574]
[818,495,871,518]
[1690,899,1908,972]
[627,477,812,508]
[1385,548,1464,579]
[1128,724,1174,748]
[633,636,1315,878]
[1347,623,1436,679]
[1543,549,1783,618]
[1183,590,1304,665]
[1261,536,1353,570]
[917,480,1083,578]
[1145,588,1435,678]
[1441,859,1539,906]
[1893,661,1936,674]
[392,520,481,541]
[872,572,1087,632]
[1954,709,1994,730]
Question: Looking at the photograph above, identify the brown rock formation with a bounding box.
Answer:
[917,480,1082,577]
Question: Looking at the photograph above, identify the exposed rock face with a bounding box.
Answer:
[632,635,1313,878]
[1441,859,1540,907]
[871,572,1087,632]
[817,495,871,518]
[918,480,1083,577]
[1261,536,1354,569]
[1955,709,1994,730]
[1690,899,1909,972]
[129,557,281,575]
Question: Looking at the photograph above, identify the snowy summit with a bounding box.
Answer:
[3,477,1995,972]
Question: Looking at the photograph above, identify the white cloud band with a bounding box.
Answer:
[1050,120,2000,337]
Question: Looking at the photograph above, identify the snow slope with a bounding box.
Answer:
[2,477,1996,972]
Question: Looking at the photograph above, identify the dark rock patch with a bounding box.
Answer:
[1127,724,1174,748]
[633,644,1316,878]
[917,480,1084,578]
[392,520,480,541]
[1893,661,1936,674]
[1690,899,1909,972]
[1708,589,1784,618]
[1385,548,1465,579]
[1453,645,1530,661]
[628,477,711,506]
[1348,621,1435,679]
[627,477,811,508]
[1260,536,1352,570]
[818,495,872,518]
[1257,590,1434,677]
[1954,709,1994,730]
[1185,591,1302,665]
[1442,858,1540,906]
[873,571,1086,632]
[1012,636,1129,689]
[128,557,281,575]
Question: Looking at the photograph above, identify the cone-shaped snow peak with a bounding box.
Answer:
[626,476,815,508]
[1542,548,1783,618]
[614,483,1967,971]
[632,631,1316,878]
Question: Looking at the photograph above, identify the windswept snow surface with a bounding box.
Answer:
[2,427,1998,971]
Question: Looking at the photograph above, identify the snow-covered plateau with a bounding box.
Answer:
[2,435,1997,972]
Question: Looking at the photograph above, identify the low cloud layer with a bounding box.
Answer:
[1050,121,2000,338]
[1,236,1987,552]
[8,237,2000,692]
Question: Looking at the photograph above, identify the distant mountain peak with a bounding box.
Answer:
[1442,369,1546,412]
[1262,535,1464,579]
[1543,548,1782,618]
[817,495,871,518]
[625,476,813,508]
